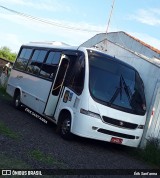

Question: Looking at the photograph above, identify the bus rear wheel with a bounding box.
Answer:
[13,92,21,110]
[60,115,73,140]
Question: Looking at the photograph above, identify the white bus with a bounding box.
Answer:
[7,42,146,147]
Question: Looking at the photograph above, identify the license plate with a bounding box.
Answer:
[110,137,123,144]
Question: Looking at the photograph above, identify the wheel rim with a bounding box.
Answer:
[61,118,71,135]
[15,96,20,107]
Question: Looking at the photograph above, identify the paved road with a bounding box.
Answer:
[0,96,152,177]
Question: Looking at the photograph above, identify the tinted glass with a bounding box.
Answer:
[39,64,57,79]
[88,51,146,115]
[15,48,33,71]
[46,52,61,64]
[38,50,47,62]
[27,50,47,75]
[31,50,39,61]
[39,51,61,79]
[67,54,85,95]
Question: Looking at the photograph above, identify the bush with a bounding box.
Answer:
[143,138,160,166]
[133,138,160,168]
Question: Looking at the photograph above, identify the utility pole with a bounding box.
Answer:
[106,0,115,34]
[103,0,115,51]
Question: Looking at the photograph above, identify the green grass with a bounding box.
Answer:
[30,150,66,168]
[0,154,30,169]
[129,138,160,168]
[0,86,6,94]
[0,121,20,139]
[0,86,11,100]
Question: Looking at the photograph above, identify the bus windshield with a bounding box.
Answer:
[88,50,146,115]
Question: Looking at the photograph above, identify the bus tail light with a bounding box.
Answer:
[80,108,101,119]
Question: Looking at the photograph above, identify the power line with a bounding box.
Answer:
[0,5,103,33]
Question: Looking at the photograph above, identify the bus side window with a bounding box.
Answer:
[67,55,85,95]
[39,51,61,79]
[14,48,33,71]
[27,50,47,75]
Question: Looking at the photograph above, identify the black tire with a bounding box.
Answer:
[60,114,73,140]
[13,92,21,110]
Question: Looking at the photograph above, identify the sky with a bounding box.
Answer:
[0,0,160,53]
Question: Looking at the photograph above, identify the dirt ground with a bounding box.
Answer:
[0,92,154,177]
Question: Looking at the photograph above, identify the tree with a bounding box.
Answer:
[0,46,17,62]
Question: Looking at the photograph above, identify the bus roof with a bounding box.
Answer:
[22,43,138,72]
[24,41,79,50]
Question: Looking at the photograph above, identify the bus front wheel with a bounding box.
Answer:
[60,115,73,140]
[13,91,21,110]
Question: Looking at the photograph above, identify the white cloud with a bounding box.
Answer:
[0,33,21,52]
[0,0,71,12]
[0,11,105,52]
[0,9,104,33]
[129,8,160,26]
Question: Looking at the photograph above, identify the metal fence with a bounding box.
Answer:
[145,82,160,146]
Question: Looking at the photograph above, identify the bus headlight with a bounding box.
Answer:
[80,108,101,119]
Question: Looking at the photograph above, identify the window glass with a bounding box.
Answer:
[39,64,57,79]
[31,50,39,61]
[27,50,47,75]
[24,49,33,60]
[67,55,85,95]
[19,48,26,58]
[88,50,146,115]
[38,50,47,62]
[46,52,61,65]
[14,48,33,71]
[39,51,61,79]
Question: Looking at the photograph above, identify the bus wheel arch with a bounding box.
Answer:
[13,88,22,109]
[57,109,73,140]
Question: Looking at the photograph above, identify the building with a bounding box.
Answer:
[80,31,160,147]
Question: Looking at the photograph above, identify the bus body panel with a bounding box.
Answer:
[7,69,52,114]
[54,87,81,123]
[88,96,146,126]
[72,93,145,147]
[71,113,142,147]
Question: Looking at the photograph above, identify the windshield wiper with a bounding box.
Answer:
[120,75,132,104]
[108,75,132,106]
[108,76,122,106]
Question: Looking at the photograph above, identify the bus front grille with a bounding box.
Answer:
[102,116,138,129]
[97,129,137,139]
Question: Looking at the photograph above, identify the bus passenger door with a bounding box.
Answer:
[44,57,69,117]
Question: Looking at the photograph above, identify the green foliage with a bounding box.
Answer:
[30,150,65,167]
[0,121,20,139]
[0,86,11,100]
[0,46,17,62]
[0,154,30,169]
[130,138,160,168]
